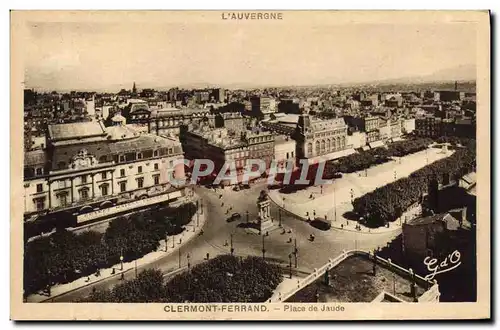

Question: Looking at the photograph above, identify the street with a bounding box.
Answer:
[50,183,399,302]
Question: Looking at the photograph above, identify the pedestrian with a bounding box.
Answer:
[120,273,125,280]
[313,210,316,217]
[341,224,344,229]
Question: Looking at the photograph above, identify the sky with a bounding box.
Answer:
[23,19,477,91]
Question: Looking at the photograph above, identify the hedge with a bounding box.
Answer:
[23,202,197,297]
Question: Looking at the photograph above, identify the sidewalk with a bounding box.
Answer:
[268,147,454,235]
[27,195,207,303]
[268,275,304,303]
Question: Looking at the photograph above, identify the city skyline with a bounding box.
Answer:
[24,21,476,92]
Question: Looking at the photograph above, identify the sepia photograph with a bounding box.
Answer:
[10,10,490,320]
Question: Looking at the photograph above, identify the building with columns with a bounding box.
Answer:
[294,114,351,164]
[23,117,185,232]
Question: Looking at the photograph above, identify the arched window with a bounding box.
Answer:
[336,137,341,150]
[99,156,107,163]
[315,140,320,155]
[307,142,313,156]
[342,136,346,148]
[320,140,325,154]
[326,139,331,152]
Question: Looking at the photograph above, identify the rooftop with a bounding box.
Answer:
[406,213,461,230]
[24,150,47,167]
[274,135,295,145]
[309,117,347,131]
[48,121,106,141]
[286,255,427,303]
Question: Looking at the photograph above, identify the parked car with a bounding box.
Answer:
[227,213,242,222]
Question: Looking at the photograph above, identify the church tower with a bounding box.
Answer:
[132,82,137,95]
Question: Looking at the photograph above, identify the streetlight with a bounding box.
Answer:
[246,210,249,223]
[165,233,168,252]
[120,249,124,271]
[196,202,200,227]
[262,235,266,260]
[333,183,336,222]
[294,238,298,268]
[278,208,282,227]
[187,253,191,271]
[178,248,181,269]
[230,234,234,256]
[288,253,293,279]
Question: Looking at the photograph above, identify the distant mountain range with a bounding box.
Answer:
[359,64,477,86]
[33,64,477,93]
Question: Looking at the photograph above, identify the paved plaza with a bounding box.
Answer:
[268,146,455,234]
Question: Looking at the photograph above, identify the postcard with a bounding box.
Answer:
[10,10,490,320]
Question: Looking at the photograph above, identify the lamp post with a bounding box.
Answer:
[333,183,336,222]
[196,205,200,227]
[246,210,249,223]
[288,253,293,279]
[120,249,124,271]
[294,238,298,268]
[262,235,266,260]
[178,248,181,269]
[278,208,282,227]
[187,253,191,271]
[230,234,234,256]
[165,233,168,252]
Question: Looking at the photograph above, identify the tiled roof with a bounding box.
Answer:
[48,121,106,141]
[24,150,47,167]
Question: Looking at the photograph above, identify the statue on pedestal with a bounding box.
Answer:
[257,190,274,234]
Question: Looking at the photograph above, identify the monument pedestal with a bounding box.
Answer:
[258,198,277,235]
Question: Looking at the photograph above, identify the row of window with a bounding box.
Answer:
[314,130,345,139]
[34,174,162,211]
[35,163,163,193]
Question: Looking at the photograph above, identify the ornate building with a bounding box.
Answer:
[23,117,186,234]
[294,114,349,163]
